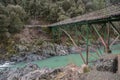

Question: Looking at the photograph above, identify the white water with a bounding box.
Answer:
[0,62,15,69]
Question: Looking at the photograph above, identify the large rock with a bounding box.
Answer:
[80,70,120,80]
[2,41,71,63]
[1,63,120,80]
[5,63,61,80]
[10,52,43,62]
[9,42,70,63]
[0,68,11,80]
[118,55,120,74]
[55,44,69,56]
[40,42,69,56]
[94,54,118,73]
[21,68,52,80]
[7,63,40,80]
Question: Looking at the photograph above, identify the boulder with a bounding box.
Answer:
[21,69,52,80]
[10,52,43,62]
[55,44,69,56]
[1,63,120,80]
[7,63,40,80]
[95,54,118,73]
[40,42,69,56]
[81,70,120,80]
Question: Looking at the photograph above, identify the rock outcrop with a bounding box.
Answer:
[94,54,118,73]
[9,42,70,63]
[6,63,53,80]
[0,62,120,80]
[0,63,84,80]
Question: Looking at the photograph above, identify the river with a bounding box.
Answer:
[0,44,120,69]
[11,43,120,69]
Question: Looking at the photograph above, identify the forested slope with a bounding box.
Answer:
[0,0,120,60]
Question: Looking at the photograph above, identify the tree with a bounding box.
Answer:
[0,3,9,34]
[0,4,26,36]
[92,0,106,10]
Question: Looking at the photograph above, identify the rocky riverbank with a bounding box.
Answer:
[10,43,73,63]
[8,38,120,63]
[0,26,119,65]
[1,54,120,80]
[0,40,120,64]
[0,42,71,64]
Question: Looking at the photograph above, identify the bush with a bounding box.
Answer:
[0,4,26,34]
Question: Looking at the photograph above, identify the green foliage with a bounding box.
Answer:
[0,0,118,59]
[6,38,16,54]
[0,15,9,32]
[0,3,9,32]
[62,0,72,11]
[0,4,26,34]
[34,38,44,45]
[1,0,114,23]
[6,5,26,33]
[57,15,69,21]
[0,3,27,48]
[0,4,26,57]
[6,4,26,21]
[92,0,106,10]
[0,0,86,23]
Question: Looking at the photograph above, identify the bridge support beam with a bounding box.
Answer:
[91,24,109,54]
[109,21,120,48]
[86,24,89,65]
[51,27,62,43]
[106,22,111,54]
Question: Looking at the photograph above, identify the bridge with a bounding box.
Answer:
[49,3,120,27]
[25,3,120,28]
[25,3,120,64]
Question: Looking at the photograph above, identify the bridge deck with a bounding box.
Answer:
[49,3,120,27]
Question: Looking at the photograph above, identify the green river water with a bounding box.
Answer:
[12,44,120,69]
